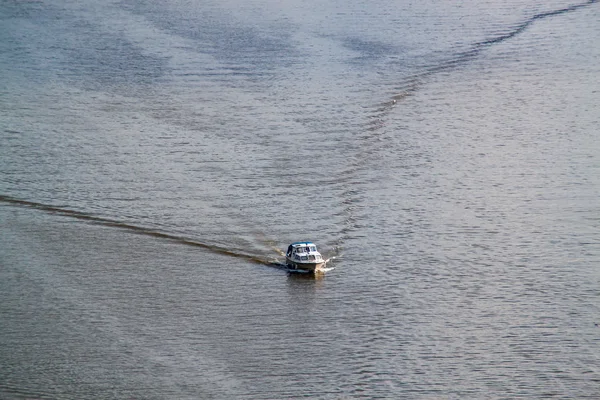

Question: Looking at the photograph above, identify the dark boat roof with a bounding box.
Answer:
[290,242,315,247]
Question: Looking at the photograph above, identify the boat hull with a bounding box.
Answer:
[285,258,326,273]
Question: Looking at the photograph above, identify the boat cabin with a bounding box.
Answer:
[286,242,323,262]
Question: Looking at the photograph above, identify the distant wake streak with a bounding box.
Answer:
[477,0,598,47]
[439,0,598,73]
[0,195,273,266]
[392,0,599,99]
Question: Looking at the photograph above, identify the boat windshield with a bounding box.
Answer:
[292,245,318,254]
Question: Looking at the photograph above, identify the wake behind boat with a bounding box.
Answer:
[285,242,326,273]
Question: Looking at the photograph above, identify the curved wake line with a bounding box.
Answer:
[0,195,272,266]
[364,0,598,124]
[390,0,599,102]
[477,0,598,48]
[438,1,597,73]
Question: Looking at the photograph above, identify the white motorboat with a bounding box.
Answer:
[285,242,326,273]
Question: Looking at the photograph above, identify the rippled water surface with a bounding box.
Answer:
[1,0,599,398]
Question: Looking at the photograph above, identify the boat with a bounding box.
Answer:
[285,242,326,273]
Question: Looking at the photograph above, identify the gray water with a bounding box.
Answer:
[1,0,599,398]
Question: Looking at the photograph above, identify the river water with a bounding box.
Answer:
[1,0,599,398]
